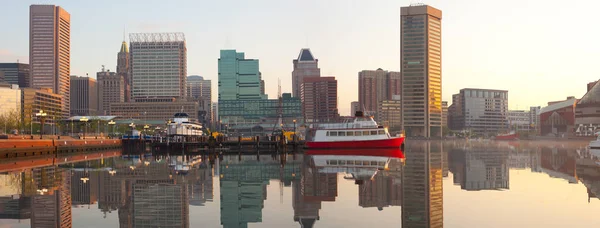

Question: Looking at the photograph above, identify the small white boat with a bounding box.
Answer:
[167,112,203,136]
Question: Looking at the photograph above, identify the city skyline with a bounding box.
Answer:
[1,1,599,115]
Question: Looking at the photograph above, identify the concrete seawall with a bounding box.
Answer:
[0,139,122,159]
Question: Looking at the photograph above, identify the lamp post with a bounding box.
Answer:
[108,120,116,137]
[143,125,150,139]
[80,117,89,139]
[36,110,47,139]
[293,119,297,133]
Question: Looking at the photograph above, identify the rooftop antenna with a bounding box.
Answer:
[101,65,105,72]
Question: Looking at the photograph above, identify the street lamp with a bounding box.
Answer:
[80,117,89,139]
[143,124,150,137]
[36,188,48,195]
[108,120,116,137]
[80,176,90,184]
[293,119,297,133]
[36,110,47,139]
[108,170,116,176]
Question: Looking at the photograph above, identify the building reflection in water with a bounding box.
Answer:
[7,165,73,228]
[218,154,302,228]
[402,141,443,228]
[448,144,509,191]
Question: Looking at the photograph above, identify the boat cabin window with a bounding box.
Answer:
[338,131,346,136]
[347,160,355,165]
[347,131,354,136]
[329,131,338,136]
[378,130,385,135]
[355,131,362,136]
[363,131,370,136]
[371,130,378,135]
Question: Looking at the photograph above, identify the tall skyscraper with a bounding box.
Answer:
[186,75,211,100]
[97,70,125,115]
[69,76,97,116]
[292,48,320,98]
[400,5,442,137]
[301,77,338,122]
[0,63,30,88]
[441,101,448,127]
[187,75,212,126]
[358,68,401,119]
[218,50,265,101]
[30,5,71,117]
[129,33,187,102]
[116,41,130,101]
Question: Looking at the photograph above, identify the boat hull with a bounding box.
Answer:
[306,137,404,149]
[495,133,519,140]
[306,148,405,158]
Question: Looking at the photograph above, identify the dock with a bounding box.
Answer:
[0,139,122,159]
[123,135,304,153]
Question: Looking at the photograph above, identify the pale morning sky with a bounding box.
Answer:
[1,0,598,115]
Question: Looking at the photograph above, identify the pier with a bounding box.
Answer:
[0,138,122,159]
[122,135,304,153]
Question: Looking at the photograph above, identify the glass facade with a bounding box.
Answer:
[218,50,265,101]
[400,5,443,137]
[219,93,301,124]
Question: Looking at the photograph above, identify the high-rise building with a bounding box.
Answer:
[97,70,125,115]
[117,41,130,101]
[30,5,70,117]
[260,79,265,96]
[218,50,265,101]
[400,5,442,137]
[450,88,508,135]
[301,77,338,123]
[442,101,448,127]
[129,33,187,102]
[69,76,97,116]
[0,63,30,88]
[186,75,211,100]
[358,68,401,119]
[377,96,402,131]
[187,75,212,126]
[292,48,320,98]
[350,101,360,116]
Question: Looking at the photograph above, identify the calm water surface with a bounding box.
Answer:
[1,141,600,228]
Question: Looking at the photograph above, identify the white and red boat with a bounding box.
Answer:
[494,131,519,140]
[305,111,405,149]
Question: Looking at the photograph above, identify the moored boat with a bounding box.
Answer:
[305,111,405,149]
[495,131,519,141]
[167,112,203,136]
